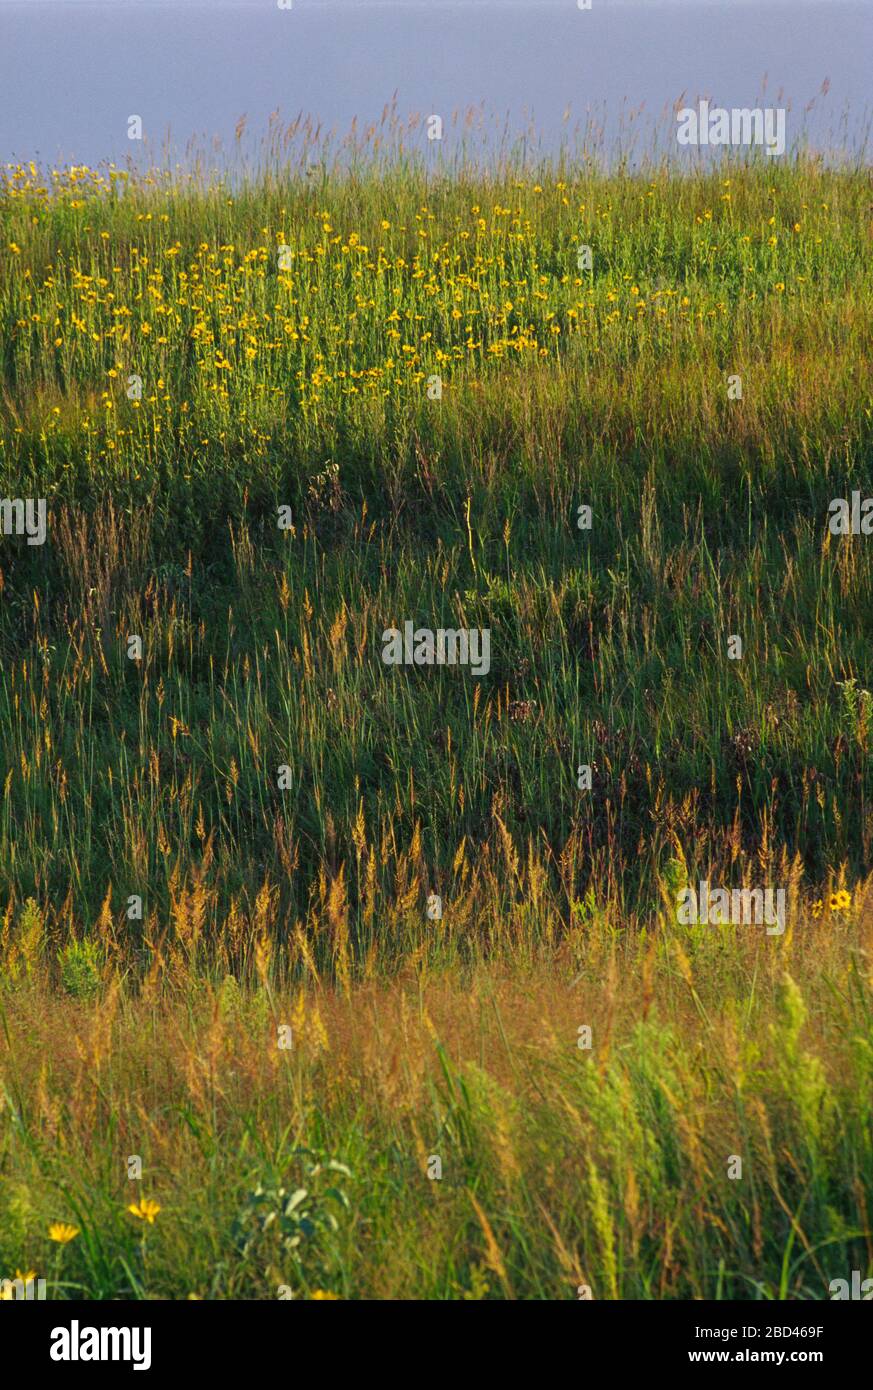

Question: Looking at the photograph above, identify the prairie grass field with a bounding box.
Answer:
[0,147,872,1300]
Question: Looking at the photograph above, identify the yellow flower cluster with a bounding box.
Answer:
[811,889,851,919]
[1,168,806,446]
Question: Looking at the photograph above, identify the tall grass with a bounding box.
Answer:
[1,917,870,1300]
[0,148,871,1297]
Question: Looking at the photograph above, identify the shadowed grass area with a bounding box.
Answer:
[0,156,871,946]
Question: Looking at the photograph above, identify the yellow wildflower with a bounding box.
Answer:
[128,1198,161,1224]
[48,1223,80,1244]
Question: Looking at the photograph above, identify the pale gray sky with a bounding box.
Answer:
[1,0,868,166]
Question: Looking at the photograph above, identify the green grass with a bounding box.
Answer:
[0,149,871,1298]
[1,934,871,1300]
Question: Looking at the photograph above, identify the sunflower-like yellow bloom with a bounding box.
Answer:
[48,1223,80,1244]
[127,1198,161,1224]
